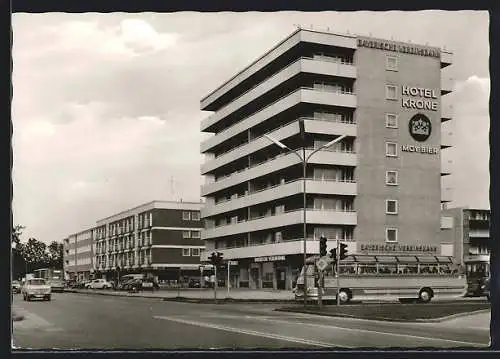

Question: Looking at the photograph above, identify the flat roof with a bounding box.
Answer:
[201,27,450,104]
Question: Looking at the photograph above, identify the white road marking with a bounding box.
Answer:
[251,317,488,347]
[153,315,352,348]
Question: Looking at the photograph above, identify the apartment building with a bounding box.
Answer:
[441,208,491,265]
[93,201,204,282]
[63,229,94,282]
[199,28,454,290]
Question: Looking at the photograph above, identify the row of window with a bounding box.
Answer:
[182,247,203,256]
[182,211,201,221]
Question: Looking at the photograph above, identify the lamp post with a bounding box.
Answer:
[264,127,347,307]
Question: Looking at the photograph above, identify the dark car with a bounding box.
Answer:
[117,278,135,291]
[188,279,201,288]
[123,279,143,292]
[12,280,22,294]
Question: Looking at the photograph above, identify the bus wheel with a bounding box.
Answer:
[337,289,350,304]
[418,288,433,303]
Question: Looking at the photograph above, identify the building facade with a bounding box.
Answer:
[92,201,204,283]
[63,229,94,281]
[441,208,491,265]
[199,28,454,290]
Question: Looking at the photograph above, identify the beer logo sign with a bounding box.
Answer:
[408,113,431,142]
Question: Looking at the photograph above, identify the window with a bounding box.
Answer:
[191,248,200,256]
[182,248,191,256]
[385,84,397,100]
[182,231,191,239]
[191,230,201,239]
[386,56,398,71]
[386,228,398,243]
[385,113,398,128]
[386,170,398,185]
[182,211,191,221]
[386,142,398,157]
[386,199,398,214]
[191,211,201,221]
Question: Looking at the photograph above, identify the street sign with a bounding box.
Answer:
[316,257,332,271]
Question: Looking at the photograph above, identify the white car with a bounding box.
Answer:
[86,279,113,289]
[22,278,51,301]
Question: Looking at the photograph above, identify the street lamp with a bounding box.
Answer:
[264,128,347,307]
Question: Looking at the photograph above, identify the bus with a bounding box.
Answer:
[294,254,466,304]
[33,268,65,292]
[464,256,490,299]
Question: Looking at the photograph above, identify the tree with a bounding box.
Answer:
[22,238,50,272]
[11,225,25,247]
[47,241,64,269]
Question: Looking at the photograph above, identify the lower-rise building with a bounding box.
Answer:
[440,207,491,265]
[63,229,94,282]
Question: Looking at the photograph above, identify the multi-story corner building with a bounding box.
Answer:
[199,28,454,290]
[63,229,94,282]
[93,201,204,282]
[441,208,491,265]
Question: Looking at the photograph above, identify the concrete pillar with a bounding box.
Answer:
[272,263,277,290]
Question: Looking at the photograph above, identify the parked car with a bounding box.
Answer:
[86,279,113,289]
[22,278,51,301]
[117,278,135,291]
[122,278,143,292]
[188,279,201,288]
[47,279,66,292]
[12,280,22,294]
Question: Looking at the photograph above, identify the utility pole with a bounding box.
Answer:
[336,240,341,306]
[214,265,218,303]
[227,261,230,297]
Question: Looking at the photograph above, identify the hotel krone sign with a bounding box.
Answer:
[401,85,439,111]
[357,38,441,58]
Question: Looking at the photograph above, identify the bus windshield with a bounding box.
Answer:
[466,262,489,277]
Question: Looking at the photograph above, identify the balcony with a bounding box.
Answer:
[441,105,453,122]
[202,209,357,240]
[441,76,453,95]
[201,148,357,196]
[201,30,357,111]
[441,158,452,176]
[200,87,357,153]
[441,129,453,149]
[202,179,357,218]
[200,239,357,261]
[468,229,489,238]
[201,57,357,132]
[201,117,356,174]
[441,187,453,203]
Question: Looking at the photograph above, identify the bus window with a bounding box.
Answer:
[439,264,452,275]
[420,264,439,274]
[339,264,356,275]
[358,264,377,275]
[378,263,397,275]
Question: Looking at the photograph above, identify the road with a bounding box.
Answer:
[12,292,490,350]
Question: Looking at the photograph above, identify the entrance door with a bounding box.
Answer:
[276,268,286,290]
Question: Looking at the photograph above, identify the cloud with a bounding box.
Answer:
[446,75,490,209]
[11,12,489,243]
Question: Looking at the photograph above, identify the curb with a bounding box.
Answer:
[68,290,294,303]
[274,307,490,323]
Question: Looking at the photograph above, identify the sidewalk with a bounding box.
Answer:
[66,288,296,302]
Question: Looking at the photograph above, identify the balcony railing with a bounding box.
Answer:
[212,115,355,159]
[214,177,355,206]
[212,207,355,229]
[214,146,355,183]
[203,81,356,140]
[203,56,354,122]
[216,236,355,250]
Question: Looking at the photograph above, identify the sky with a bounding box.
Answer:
[12,11,490,244]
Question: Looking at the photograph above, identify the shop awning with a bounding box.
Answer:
[395,256,419,263]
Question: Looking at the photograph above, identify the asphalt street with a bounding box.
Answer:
[12,292,490,350]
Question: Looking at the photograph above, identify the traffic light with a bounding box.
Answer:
[209,252,224,267]
[319,236,327,257]
[329,248,337,260]
[339,243,348,260]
